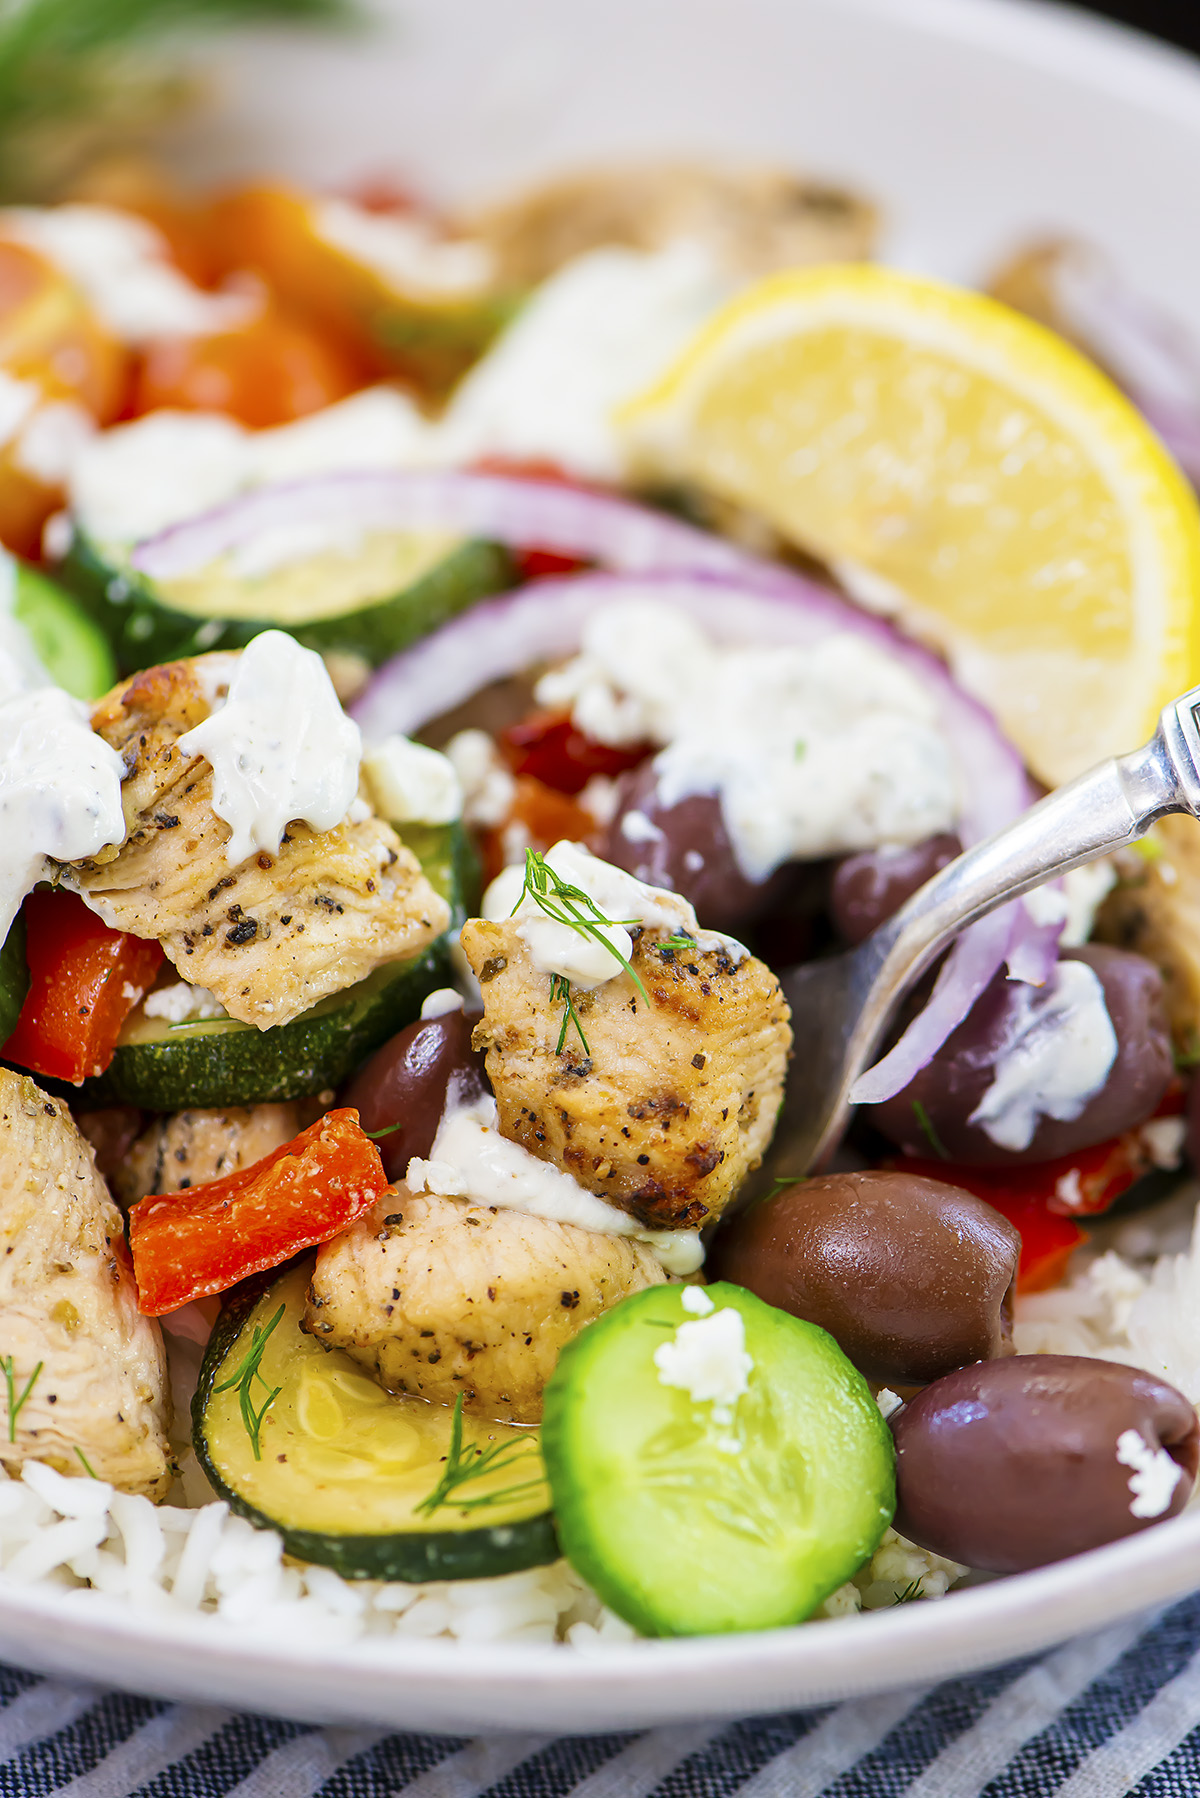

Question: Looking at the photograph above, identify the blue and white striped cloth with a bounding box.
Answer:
[6,1600,1200,1797]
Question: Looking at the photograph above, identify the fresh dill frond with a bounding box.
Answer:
[414,1393,543,1518]
[363,1121,403,1141]
[213,1303,285,1461]
[74,1447,97,1478]
[911,1099,950,1162]
[550,972,590,1056]
[892,1578,925,1605]
[513,848,650,1007]
[0,0,361,202]
[3,1356,42,1443]
[658,933,698,956]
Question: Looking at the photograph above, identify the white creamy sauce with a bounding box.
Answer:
[483,839,743,991]
[406,1093,703,1276]
[312,199,494,298]
[419,987,464,1020]
[361,734,463,826]
[250,387,431,487]
[0,553,52,700]
[0,205,257,345]
[653,1306,754,1447]
[0,370,39,450]
[444,729,516,828]
[177,631,362,867]
[142,982,226,1024]
[1060,860,1119,948]
[434,244,731,481]
[538,600,959,882]
[1115,1427,1182,1519]
[968,959,1118,1153]
[0,687,126,941]
[13,400,95,486]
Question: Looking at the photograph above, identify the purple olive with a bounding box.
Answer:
[892,1355,1199,1572]
[602,765,789,934]
[831,835,962,945]
[709,1169,1019,1386]
[872,944,1172,1166]
[340,1008,486,1181]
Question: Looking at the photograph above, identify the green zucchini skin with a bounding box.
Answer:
[59,532,513,676]
[193,1267,560,1583]
[83,939,449,1110]
[0,916,28,1049]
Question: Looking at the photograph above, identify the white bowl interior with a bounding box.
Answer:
[17,0,1200,1730]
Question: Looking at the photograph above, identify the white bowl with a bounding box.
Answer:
[13,0,1200,1732]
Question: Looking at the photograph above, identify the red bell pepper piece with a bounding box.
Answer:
[3,889,163,1085]
[896,1156,1085,1292]
[128,1109,387,1315]
[500,710,653,796]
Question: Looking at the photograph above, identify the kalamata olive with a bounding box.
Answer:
[709,1169,1019,1386]
[1186,1075,1200,1173]
[340,1007,486,1181]
[602,765,790,934]
[892,1355,1199,1572]
[831,834,962,945]
[872,944,1172,1166]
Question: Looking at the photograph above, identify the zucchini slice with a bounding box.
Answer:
[194,1262,558,1582]
[542,1283,896,1636]
[0,915,28,1049]
[14,564,117,699]
[60,529,512,675]
[83,822,467,1109]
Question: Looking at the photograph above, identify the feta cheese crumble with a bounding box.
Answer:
[1115,1427,1183,1519]
[142,983,226,1024]
[419,988,465,1020]
[362,735,463,826]
[653,1307,754,1415]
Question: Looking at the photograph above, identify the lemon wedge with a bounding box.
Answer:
[622,265,1200,786]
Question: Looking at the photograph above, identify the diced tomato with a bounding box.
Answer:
[499,710,652,796]
[479,774,601,885]
[513,547,591,582]
[2,890,163,1084]
[895,1155,1086,1292]
[469,458,601,582]
[128,1109,387,1315]
[130,298,365,428]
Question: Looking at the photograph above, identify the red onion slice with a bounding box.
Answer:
[130,470,763,584]
[352,568,1042,1101]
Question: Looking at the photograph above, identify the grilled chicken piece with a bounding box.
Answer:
[113,1102,301,1208]
[306,1189,666,1423]
[1097,818,1200,1051]
[458,922,791,1230]
[0,1069,170,1496]
[469,162,877,288]
[69,656,449,1029]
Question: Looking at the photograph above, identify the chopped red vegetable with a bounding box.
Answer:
[128,1108,387,1315]
[479,773,600,885]
[2,889,163,1085]
[499,710,652,796]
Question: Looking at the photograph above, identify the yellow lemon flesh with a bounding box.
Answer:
[622,266,1200,786]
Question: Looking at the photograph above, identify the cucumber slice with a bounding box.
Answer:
[82,821,465,1109]
[14,564,117,699]
[542,1283,895,1637]
[60,529,512,676]
[0,915,28,1049]
[194,1261,558,1581]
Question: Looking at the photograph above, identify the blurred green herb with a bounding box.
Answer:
[911,1099,950,1161]
[2,1355,41,1442]
[891,1578,924,1605]
[0,0,361,202]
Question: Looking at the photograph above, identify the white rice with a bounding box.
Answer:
[3,1183,1195,1646]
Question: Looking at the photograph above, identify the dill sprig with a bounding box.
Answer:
[550,973,589,1056]
[2,1356,41,1443]
[891,1578,925,1605]
[213,1303,284,1462]
[414,1393,544,1519]
[513,849,650,1053]
[74,1447,97,1478]
[658,933,698,956]
[0,0,360,202]
[911,1099,950,1162]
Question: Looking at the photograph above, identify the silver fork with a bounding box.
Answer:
[759,684,1200,1184]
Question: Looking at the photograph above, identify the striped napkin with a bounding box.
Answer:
[4,1598,1200,1797]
